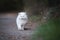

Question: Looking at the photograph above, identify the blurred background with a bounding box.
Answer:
[0,0,60,40]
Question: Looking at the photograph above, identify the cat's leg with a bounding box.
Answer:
[16,22,22,30]
[21,24,25,30]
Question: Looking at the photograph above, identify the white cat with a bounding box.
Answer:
[16,12,28,30]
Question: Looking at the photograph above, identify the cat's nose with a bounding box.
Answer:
[23,16,25,17]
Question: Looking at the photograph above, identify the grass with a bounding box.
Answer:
[31,18,60,40]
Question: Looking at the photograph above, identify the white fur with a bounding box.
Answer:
[16,12,28,30]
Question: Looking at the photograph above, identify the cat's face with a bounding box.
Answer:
[18,12,26,16]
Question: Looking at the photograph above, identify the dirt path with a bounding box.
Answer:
[0,13,37,40]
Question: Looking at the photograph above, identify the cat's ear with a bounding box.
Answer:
[18,13,21,15]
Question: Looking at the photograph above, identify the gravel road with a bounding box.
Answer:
[0,13,37,40]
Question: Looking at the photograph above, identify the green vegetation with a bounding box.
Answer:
[31,18,60,40]
[29,15,40,22]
